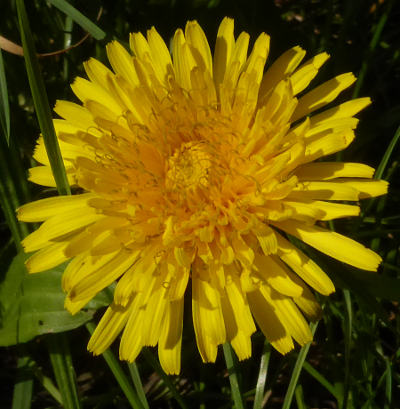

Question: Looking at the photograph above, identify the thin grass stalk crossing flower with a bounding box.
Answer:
[17,17,387,374]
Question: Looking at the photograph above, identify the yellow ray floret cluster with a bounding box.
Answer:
[18,18,387,374]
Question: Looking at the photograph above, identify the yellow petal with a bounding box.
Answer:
[141,277,169,346]
[22,207,103,252]
[334,179,388,199]
[259,46,306,98]
[295,162,375,181]
[185,20,213,75]
[69,249,138,301]
[25,241,69,273]
[88,301,132,355]
[288,181,360,201]
[292,73,356,121]
[71,77,122,116]
[285,199,360,221]
[244,32,270,85]
[119,289,159,362]
[53,100,100,134]
[17,193,97,222]
[225,273,256,336]
[213,17,235,87]
[293,285,322,322]
[158,298,184,375]
[147,26,174,83]
[274,219,382,271]
[106,41,139,86]
[220,291,252,360]
[192,275,225,362]
[28,165,75,187]
[305,117,359,137]
[303,129,355,162]
[83,57,114,88]
[260,284,313,346]
[290,52,330,95]
[276,233,335,295]
[310,97,371,125]
[172,29,196,91]
[254,253,304,297]
[247,288,294,354]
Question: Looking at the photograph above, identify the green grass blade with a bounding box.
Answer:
[352,0,393,98]
[86,322,145,409]
[11,356,34,409]
[342,289,352,409]
[142,347,188,409]
[16,0,71,196]
[0,157,23,249]
[47,334,82,409]
[33,367,63,405]
[223,343,245,409]
[294,384,307,409]
[47,0,106,40]
[282,322,318,409]
[302,361,339,399]
[128,363,150,409]
[0,48,10,144]
[374,125,400,180]
[253,341,271,409]
[384,358,392,409]
[63,15,73,80]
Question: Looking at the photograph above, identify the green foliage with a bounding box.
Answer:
[0,253,110,346]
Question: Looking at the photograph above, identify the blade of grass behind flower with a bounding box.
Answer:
[253,341,271,409]
[11,355,34,409]
[63,15,73,80]
[16,0,70,196]
[362,125,400,248]
[294,384,306,409]
[47,0,106,40]
[86,322,145,409]
[223,343,245,409]
[47,334,81,409]
[352,0,393,98]
[282,322,318,409]
[342,289,352,409]
[384,358,392,409]
[302,361,339,399]
[374,125,400,180]
[128,363,150,409]
[0,48,10,144]
[0,136,31,248]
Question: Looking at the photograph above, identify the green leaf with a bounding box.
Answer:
[47,0,106,40]
[16,0,71,196]
[0,253,108,346]
[0,48,10,144]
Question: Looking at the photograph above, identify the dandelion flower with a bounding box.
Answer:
[18,18,387,374]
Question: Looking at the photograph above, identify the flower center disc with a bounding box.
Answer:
[166,142,212,191]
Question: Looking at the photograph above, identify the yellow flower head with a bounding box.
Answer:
[18,18,387,374]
